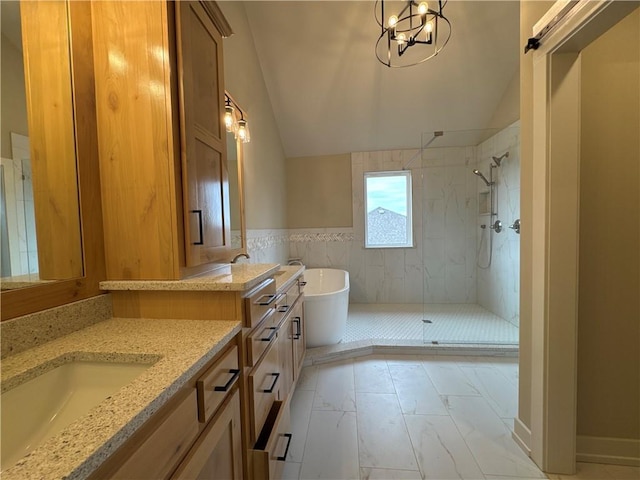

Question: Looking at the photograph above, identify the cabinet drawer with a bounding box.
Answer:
[248,340,280,440]
[250,399,292,480]
[196,345,239,424]
[109,390,199,479]
[246,309,280,367]
[245,278,277,328]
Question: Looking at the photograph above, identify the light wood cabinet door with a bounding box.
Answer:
[176,1,230,267]
[172,388,243,480]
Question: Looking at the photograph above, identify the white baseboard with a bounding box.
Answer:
[577,435,640,467]
[513,417,532,457]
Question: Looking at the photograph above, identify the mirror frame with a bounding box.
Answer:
[1,2,105,321]
[223,91,248,261]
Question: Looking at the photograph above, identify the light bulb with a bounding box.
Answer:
[224,106,235,132]
[388,15,398,27]
[425,21,433,33]
[418,2,428,14]
[397,33,406,44]
[237,119,249,143]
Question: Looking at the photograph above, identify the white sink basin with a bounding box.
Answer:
[1,361,152,471]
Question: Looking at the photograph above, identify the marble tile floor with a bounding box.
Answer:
[283,354,639,480]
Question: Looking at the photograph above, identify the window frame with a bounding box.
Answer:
[363,170,413,249]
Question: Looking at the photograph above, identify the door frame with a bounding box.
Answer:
[528,0,639,474]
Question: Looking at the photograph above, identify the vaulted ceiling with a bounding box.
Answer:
[243,1,520,158]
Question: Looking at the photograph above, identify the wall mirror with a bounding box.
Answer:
[225,91,247,259]
[1,1,83,291]
[1,1,105,321]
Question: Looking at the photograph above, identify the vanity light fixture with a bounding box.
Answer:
[224,93,251,143]
[375,0,452,68]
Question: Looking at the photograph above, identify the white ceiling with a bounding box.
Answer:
[243,1,520,158]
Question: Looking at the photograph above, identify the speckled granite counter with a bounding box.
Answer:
[100,263,280,292]
[1,317,241,480]
[273,264,305,292]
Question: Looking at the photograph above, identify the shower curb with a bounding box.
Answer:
[303,340,518,366]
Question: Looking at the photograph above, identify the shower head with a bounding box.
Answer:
[473,169,493,187]
[492,151,509,167]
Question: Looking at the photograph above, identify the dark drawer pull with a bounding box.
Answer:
[260,326,278,342]
[262,372,280,393]
[191,210,204,245]
[278,305,290,313]
[255,294,277,306]
[293,317,301,340]
[276,433,293,461]
[299,281,307,287]
[213,368,240,392]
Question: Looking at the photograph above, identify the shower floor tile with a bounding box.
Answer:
[344,303,519,345]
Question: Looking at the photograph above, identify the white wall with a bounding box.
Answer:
[476,123,521,325]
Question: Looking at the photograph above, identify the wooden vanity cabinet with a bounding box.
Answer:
[88,335,242,480]
[91,1,234,280]
[244,272,306,480]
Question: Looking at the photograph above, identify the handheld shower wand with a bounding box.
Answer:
[473,169,493,187]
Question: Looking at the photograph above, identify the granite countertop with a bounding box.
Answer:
[99,263,280,292]
[1,317,241,480]
[274,264,305,292]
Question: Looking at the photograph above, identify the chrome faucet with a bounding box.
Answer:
[230,253,250,264]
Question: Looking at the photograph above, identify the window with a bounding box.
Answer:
[364,170,413,248]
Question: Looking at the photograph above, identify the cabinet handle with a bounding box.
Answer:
[255,294,278,306]
[278,305,290,313]
[260,326,278,342]
[299,281,307,287]
[276,433,293,461]
[191,210,204,245]
[262,372,280,393]
[213,368,240,392]
[293,317,301,340]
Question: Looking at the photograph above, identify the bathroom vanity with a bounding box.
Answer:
[1,264,306,479]
[96,264,306,480]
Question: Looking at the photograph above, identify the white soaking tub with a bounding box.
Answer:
[303,269,350,348]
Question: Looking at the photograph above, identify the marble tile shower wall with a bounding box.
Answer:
[289,147,479,304]
[476,122,521,326]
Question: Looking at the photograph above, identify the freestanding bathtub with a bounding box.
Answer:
[303,269,350,348]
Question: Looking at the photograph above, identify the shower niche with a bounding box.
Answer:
[478,191,491,215]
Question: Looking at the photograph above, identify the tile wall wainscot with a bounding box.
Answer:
[0,294,112,358]
[476,122,521,326]
[246,228,290,264]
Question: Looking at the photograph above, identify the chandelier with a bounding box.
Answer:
[375,0,451,68]
[224,93,250,143]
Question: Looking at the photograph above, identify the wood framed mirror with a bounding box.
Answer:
[0,1,105,321]
[224,91,248,260]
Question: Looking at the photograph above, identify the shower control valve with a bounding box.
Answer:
[489,220,503,233]
[509,219,521,234]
